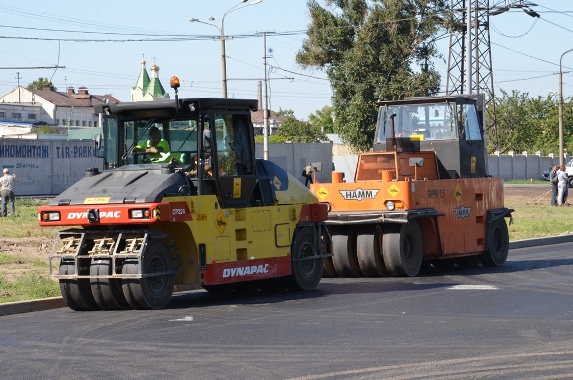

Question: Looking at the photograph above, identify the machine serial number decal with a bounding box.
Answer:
[172,208,186,215]
[84,197,111,204]
[427,189,445,198]
[222,264,269,278]
[339,188,380,201]
[196,214,207,220]
[454,206,471,218]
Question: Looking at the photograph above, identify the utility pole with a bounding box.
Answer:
[446,0,540,152]
[15,72,21,103]
[263,31,269,160]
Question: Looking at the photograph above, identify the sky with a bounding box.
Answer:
[0,1,572,121]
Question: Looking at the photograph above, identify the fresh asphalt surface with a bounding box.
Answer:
[1,238,572,379]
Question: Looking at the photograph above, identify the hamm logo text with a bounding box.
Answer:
[339,188,380,201]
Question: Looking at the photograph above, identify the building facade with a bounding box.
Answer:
[0,85,119,128]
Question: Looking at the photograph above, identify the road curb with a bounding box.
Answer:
[1,234,572,317]
[508,234,573,249]
[0,297,66,317]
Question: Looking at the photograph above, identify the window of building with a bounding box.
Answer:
[0,112,5,118]
[76,120,80,126]
[94,121,98,128]
[82,121,86,127]
[28,113,36,120]
[12,113,21,120]
[88,121,92,127]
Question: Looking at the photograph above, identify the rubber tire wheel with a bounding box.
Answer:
[90,258,130,310]
[323,256,338,278]
[569,176,573,188]
[382,221,423,277]
[59,261,100,311]
[287,227,324,291]
[332,230,362,277]
[356,225,389,277]
[481,218,509,267]
[121,241,175,310]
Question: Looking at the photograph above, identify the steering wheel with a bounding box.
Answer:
[131,151,151,164]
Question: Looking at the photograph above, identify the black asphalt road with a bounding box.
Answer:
[1,244,572,380]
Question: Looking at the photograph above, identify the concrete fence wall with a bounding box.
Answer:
[0,137,558,196]
[0,139,102,196]
[487,153,567,180]
[255,142,333,184]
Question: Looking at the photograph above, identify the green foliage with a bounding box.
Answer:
[275,109,327,143]
[32,125,62,135]
[308,105,335,134]
[491,90,572,155]
[27,77,57,91]
[254,134,288,144]
[297,0,449,151]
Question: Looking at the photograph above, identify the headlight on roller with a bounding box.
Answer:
[40,211,61,222]
[130,209,151,219]
[385,200,395,211]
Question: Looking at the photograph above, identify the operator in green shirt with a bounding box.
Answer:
[131,126,171,163]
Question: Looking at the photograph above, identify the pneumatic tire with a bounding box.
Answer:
[59,260,100,311]
[287,227,324,291]
[481,218,509,267]
[121,240,175,310]
[382,221,423,277]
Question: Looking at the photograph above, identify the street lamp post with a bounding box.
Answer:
[559,48,573,166]
[189,0,262,98]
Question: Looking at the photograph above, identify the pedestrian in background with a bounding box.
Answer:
[0,168,18,217]
[303,163,314,188]
[549,165,559,206]
[557,165,569,206]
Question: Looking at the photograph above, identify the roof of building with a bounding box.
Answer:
[250,109,287,124]
[133,60,151,92]
[28,87,120,107]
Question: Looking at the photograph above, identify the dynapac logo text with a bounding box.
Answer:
[67,211,121,219]
[222,264,269,278]
[339,188,380,201]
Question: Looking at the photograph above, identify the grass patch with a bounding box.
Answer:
[505,195,572,241]
[0,272,60,303]
[0,198,57,238]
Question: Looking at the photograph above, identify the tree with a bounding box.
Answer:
[27,77,57,91]
[296,0,449,151]
[276,109,327,143]
[32,125,63,134]
[490,90,573,156]
[308,105,335,134]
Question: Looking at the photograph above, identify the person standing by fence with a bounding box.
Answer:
[557,165,569,206]
[0,168,18,217]
[550,165,559,206]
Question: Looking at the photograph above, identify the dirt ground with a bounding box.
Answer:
[0,236,54,282]
[504,184,552,204]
